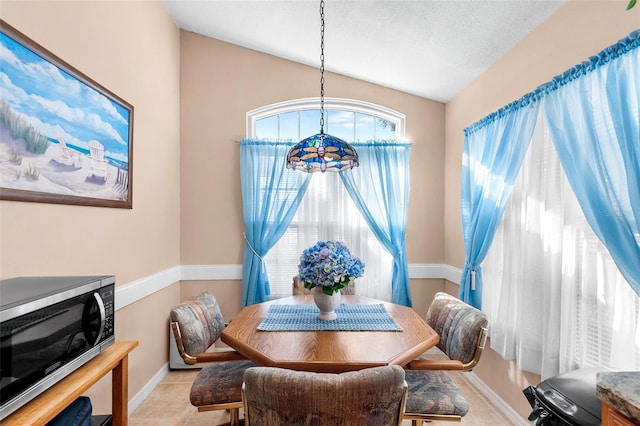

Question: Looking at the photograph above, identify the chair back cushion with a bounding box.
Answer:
[170,292,225,356]
[292,275,312,295]
[243,365,407,426]
[426,292,488,365]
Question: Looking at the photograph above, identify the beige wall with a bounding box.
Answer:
[1,0,447,417]
[179,32,446,315]
[444,0,639,418]
[0,0,181,415]
[3,0,636,421]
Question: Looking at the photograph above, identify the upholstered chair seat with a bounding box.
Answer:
[403,292,489,425]
[170,292,256,426]
[189,360,254,407]
[404,370,469,417]
[242,365,408,426]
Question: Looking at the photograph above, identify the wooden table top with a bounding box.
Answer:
[221,295,439,373]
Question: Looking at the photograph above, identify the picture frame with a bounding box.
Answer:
[0,20,134,208]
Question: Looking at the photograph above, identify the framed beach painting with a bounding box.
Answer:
[0,20,133,208]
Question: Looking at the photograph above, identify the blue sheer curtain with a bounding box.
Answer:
[541,30,640,296]
[240,139,311,306]
[339,141,412,306]
[460,100,540,308]
[462,30,640,307]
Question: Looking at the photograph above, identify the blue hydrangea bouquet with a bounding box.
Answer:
[298,240,365,295]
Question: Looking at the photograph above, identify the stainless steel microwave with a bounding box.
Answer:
[0,275,115,420]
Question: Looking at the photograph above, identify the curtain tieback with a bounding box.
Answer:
[242,232,263,262]
[465,263,477,291]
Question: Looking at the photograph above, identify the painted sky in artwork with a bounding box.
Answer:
[0,32,130,165]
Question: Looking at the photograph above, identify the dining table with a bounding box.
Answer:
[220,294,439,373]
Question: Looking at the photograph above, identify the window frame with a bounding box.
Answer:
[246,97,406,139]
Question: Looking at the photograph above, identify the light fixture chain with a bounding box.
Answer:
[319,0,325,134]
[286,0,358,172]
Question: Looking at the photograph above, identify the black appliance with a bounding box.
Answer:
[0,276,115,420]
[524,367,613,425]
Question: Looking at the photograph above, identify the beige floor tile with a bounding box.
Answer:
[186,409,238,425]
[128,419,187,426]
[162,369,199,384]
[129,382,194,421]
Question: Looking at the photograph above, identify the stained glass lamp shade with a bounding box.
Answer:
[286,132,359,173]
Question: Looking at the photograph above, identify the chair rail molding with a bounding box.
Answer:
[114,263,463,311]
[408,263,462,284]
[180,264,243,280]
[114,266,181,310]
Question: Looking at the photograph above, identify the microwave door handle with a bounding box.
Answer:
[92,292,106,345]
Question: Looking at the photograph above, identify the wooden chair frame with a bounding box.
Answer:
[407,326,488,372]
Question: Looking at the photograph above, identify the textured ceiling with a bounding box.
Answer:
[161,0,566,103]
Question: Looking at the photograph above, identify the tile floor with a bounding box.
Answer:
[129,368,518,425]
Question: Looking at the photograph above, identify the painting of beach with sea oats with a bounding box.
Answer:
[0,20,133,208]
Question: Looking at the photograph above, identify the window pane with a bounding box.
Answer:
[279,111,298,140]
[256,116,278,139]
[327,110,354,141]
[355,113,375,141]
[375,118,396,139]
[266,172,393,301]
[300,109,321,139]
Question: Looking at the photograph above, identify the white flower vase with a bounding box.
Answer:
[313,287,341,320]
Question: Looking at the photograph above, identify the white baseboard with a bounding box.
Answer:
[465,371,530,425]
[128,363,168,416]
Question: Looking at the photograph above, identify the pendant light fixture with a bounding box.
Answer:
[286,0,359,173]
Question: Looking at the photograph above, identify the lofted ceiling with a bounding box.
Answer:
[161,0,566,103]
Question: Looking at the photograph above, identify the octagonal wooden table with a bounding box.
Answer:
[220,295,439,373]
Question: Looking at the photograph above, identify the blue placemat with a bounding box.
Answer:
[257,304,402,331]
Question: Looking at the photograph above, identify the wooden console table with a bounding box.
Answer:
[3,340,138,426]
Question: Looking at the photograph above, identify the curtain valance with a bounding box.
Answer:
[464,29,639,137]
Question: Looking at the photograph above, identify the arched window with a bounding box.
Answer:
[247,97,405,141]
[247,98,406,300]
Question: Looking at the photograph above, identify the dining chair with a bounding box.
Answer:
[242,365,408,426]
[170,292,257,426]
[403,292,489,425]
[292,275,312,295]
